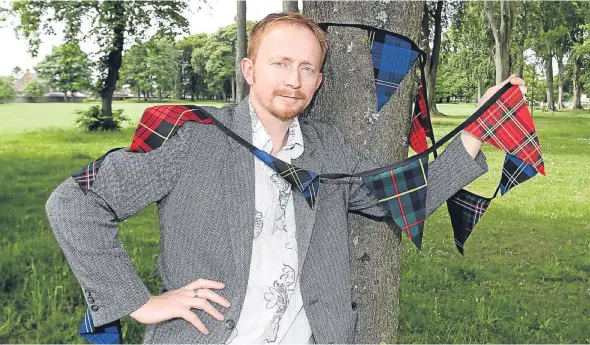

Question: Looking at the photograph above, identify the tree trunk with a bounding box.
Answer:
[99,1,125,117]
[137,86,140,101]
[158,88,162,101]
[303,1,423,342]
[485,0,513,84]
[283,0,299,13]
[572,55,583,110]
[556,55,564,109]
[231,77,235,103]
[236,0,248,102]
[421,1,444,116]
[545,56,556,112]
[477,78,482,101]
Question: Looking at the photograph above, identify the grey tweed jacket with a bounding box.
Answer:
[45,97,488,344]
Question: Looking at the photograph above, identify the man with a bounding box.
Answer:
[46,12,526,344]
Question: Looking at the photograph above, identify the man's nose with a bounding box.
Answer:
[285,66,302,89]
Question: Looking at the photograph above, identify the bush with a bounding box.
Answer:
[23,79,46,102]
[0,76,16,104]
[74,105,130,131]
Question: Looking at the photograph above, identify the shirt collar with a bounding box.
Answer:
[248,95,304,159]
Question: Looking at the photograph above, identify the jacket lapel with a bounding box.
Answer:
[222,99,256,283]
[291,121,322,276]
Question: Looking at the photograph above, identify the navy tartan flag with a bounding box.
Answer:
[253,149,320,208]
[79,309,122,344]
[361,156,429,250]
[318,22,425,112]
[499,153,538,196]
[369,29,421,111]
[447,189,493,255]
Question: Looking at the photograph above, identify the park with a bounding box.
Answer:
[0,0,589,343]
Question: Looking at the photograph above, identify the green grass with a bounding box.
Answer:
[0,101,588,343]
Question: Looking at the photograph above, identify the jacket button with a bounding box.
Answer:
[91,305,99,312]
[85,290,92,297]
[226,319,236,330]
[87,297,95,304]
[351,301,358,310]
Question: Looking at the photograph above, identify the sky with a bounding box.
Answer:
[0,0,293,76]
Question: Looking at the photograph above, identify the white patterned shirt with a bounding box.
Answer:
[225,97,312,344]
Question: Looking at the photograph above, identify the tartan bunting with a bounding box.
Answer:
[66,24,549,344]
[447,189,493,255]
[361,156,429,250]
[464,86,545,175]
[499,153,538,196]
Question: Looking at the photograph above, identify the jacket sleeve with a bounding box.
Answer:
[339,131,489,220]
[45,121,195,327]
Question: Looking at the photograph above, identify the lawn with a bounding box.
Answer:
[0,101,588,343]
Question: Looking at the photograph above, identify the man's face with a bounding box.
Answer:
[242,24,324,121]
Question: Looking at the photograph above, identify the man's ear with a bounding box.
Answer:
[315,72,323,91]
[241,58,254,86]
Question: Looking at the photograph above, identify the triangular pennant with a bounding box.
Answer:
[129,105,213,153]
[464,86,545,175]
[252,149,320,208]
[499,153,538,196]
[72,148,123,195]
[447,189,493,255]
[368,29,421,111]
[409,80,432,154]
[361,156,429,250]
[79,309,122,344]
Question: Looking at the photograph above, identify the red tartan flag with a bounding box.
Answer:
[465,86,545,175]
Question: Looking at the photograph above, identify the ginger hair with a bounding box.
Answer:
[247,12,328,65]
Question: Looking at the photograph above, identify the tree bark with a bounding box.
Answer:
[545,56,556,112]
[556,54,564,109]
[484,0,513,84]
[236,0,248,102]
[303,1,423,342]
[283,1,299,13]
[99,1,125,117]
[572,55,583,110]
[231,77,235,102]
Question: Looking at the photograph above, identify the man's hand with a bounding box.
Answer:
[129,279,231,335]
[461,74,527,158]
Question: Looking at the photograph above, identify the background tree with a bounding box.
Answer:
[148,36,181,100]
[441,1,494,101]
[420,1,462,115]
[119,42,151,101]
[176,33,208,101]
[23,79,46,102]
[235,0,248,102]
[12,0,190,118]
[484,0,515,84]
[34,43,91,101]
[283,1,299,13]
[303,1,423,342]
[0,76,16,104]
[11,66,22,78]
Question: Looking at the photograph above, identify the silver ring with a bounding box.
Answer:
[193,288,200,298]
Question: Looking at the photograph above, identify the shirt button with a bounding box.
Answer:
[225,319,236,330]
[91,305,99,312]
[87,297,95,304]
[351,301,358,310]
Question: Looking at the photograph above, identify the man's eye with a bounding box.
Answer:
[274,62,287,67]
